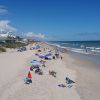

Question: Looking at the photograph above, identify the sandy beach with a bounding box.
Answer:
[0,42,100,100]
[62,52,100,100]
[0,0,100,99]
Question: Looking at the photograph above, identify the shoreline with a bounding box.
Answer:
[68,51,100,67]
[63,52,100,100]
[0,42,100,100]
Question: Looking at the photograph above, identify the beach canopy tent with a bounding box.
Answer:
[39,53,52,59]
[45,53,52,57]
[39,56,45,59]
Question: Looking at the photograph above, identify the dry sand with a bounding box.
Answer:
[0,44,81,100]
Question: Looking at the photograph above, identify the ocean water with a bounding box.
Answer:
[49,41,100,67]
[49,41,100,55]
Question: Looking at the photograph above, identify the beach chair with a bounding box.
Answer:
[40,60,46,67]
[35,68,43,75]
[42,63,46,67]
[24,77,32,84]
[30,64,40,70]
[49,70,56,77]
[38,50,41,52]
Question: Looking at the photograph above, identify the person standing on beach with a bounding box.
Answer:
[44,48,45,51]
[61,56,63,60]
[53,56,56,60]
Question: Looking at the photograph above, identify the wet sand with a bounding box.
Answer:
[63,53,100,100]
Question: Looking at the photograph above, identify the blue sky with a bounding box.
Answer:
[0,0,100,41]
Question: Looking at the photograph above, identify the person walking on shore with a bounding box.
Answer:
[61,56,63,60]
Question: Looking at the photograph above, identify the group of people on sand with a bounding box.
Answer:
[52,52,63,60]
[24,45,63,84]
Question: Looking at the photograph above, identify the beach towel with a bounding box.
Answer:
[58,84,66,88]
[24,77,32,84]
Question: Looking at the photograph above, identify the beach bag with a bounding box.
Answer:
[24,77,28,82]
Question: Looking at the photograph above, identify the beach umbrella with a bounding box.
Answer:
[28,71,32,78]
[31,60,38,63]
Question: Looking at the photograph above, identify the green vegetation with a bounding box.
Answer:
[4,42,28,48]
[0,47,6,52]
[0,37,36,50]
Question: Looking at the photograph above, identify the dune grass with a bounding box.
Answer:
[0,47,6,52]
[4,42,28,48]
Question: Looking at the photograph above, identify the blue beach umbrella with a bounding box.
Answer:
[31,60,38,63]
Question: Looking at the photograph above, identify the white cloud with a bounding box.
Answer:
[25,32,45,40]
[35,33,45,39]
[0,20,16,34]
[0,5,8,15]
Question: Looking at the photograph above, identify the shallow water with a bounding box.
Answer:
[67,51,100,67]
